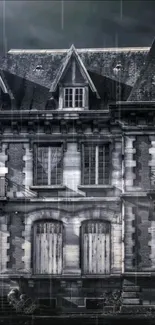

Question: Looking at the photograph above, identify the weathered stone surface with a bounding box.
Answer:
[122,292,138,298]
[7,214,24,271]
[123,286,140,292]
[7,143,25,198]
[122,298,140,305]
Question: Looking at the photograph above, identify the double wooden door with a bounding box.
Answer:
[81,221,110,274]
[33,221,63,274]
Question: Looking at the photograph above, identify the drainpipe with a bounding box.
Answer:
[121,130,125,274]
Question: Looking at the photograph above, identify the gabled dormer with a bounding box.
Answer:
[50,45,100,110]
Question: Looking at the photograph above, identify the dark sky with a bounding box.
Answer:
[0,0,155,52]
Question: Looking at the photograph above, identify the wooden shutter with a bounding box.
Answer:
[81,221,110,274]
[33,221,63,274]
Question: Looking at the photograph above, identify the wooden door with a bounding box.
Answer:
[33,221,63,274]
[81,221,110,274]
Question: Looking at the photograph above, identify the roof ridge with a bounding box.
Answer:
[7,47,150,54]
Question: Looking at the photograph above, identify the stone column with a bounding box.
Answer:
[63,220,81,275]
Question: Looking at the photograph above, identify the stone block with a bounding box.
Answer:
[122,298,140,305]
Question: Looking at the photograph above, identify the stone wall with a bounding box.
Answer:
[124,198,152,271]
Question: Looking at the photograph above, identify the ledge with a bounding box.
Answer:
[123,272,152,277]
[147,190,155,198]
[0,273,122,280]
[121,192,147,197]
[78,185,114,191]
[30,185,66,191]
[0,197,7,201]
[3,197,121,203]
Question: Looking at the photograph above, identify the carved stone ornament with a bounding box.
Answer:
[100,290,122,306]
[7,288,37,314]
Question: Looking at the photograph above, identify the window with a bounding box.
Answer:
[81,221,110,274]
[34,145,63,186]
[33,221,63,274]
[64,87,84,108]
[82,144,110,185]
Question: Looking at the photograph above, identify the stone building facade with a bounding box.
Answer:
[0,42,154,322]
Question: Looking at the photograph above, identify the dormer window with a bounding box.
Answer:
[64,87,84,108]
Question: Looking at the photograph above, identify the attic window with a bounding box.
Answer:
[115,64,122,70]
[64,87,84,108]
[113,63,122,76]
[35,65,43,71]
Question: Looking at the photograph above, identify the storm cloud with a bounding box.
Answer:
[0,0,155,52]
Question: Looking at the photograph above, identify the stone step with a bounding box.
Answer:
[121,306,141,313]
[122,291,139,298]
[123,285,140,292]
[122,298,140,305]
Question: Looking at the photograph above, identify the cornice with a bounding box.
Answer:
[0,110,110,121]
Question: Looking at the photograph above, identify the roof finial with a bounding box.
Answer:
[70,44,76,52]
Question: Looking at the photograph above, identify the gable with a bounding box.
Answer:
[61,58,86,85]
[50,45,100,98]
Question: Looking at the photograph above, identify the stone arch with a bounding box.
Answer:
[76,206,121,224]
[24,208,69,225]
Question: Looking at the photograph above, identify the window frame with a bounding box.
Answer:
[63,87,85,108]
[81,141,111,186]
[33,142,64,187]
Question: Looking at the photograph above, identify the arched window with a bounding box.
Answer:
[33,220,63,274]
[81,220,110,275]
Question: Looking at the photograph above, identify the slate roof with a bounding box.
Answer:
[128,40,155,101]
[0,46,150,109]
[2,70,51,110]
[0,47,149,89]
[88,70,132,103]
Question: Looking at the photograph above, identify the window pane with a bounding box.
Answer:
[98,144,110,185]
[82,144,110,185]
[75,88,83,107]
[35,147,49,185]
[34,145,63,186]
[50,146,63,185]
[83,145,96,185]
[64,88,73,107]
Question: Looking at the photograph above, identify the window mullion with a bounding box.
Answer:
[89,146,91,185]
[103,145,105,184]
[95,145,99,185]
[82,88,85,107]
[48,147,51,185]
[73,88,75,108]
